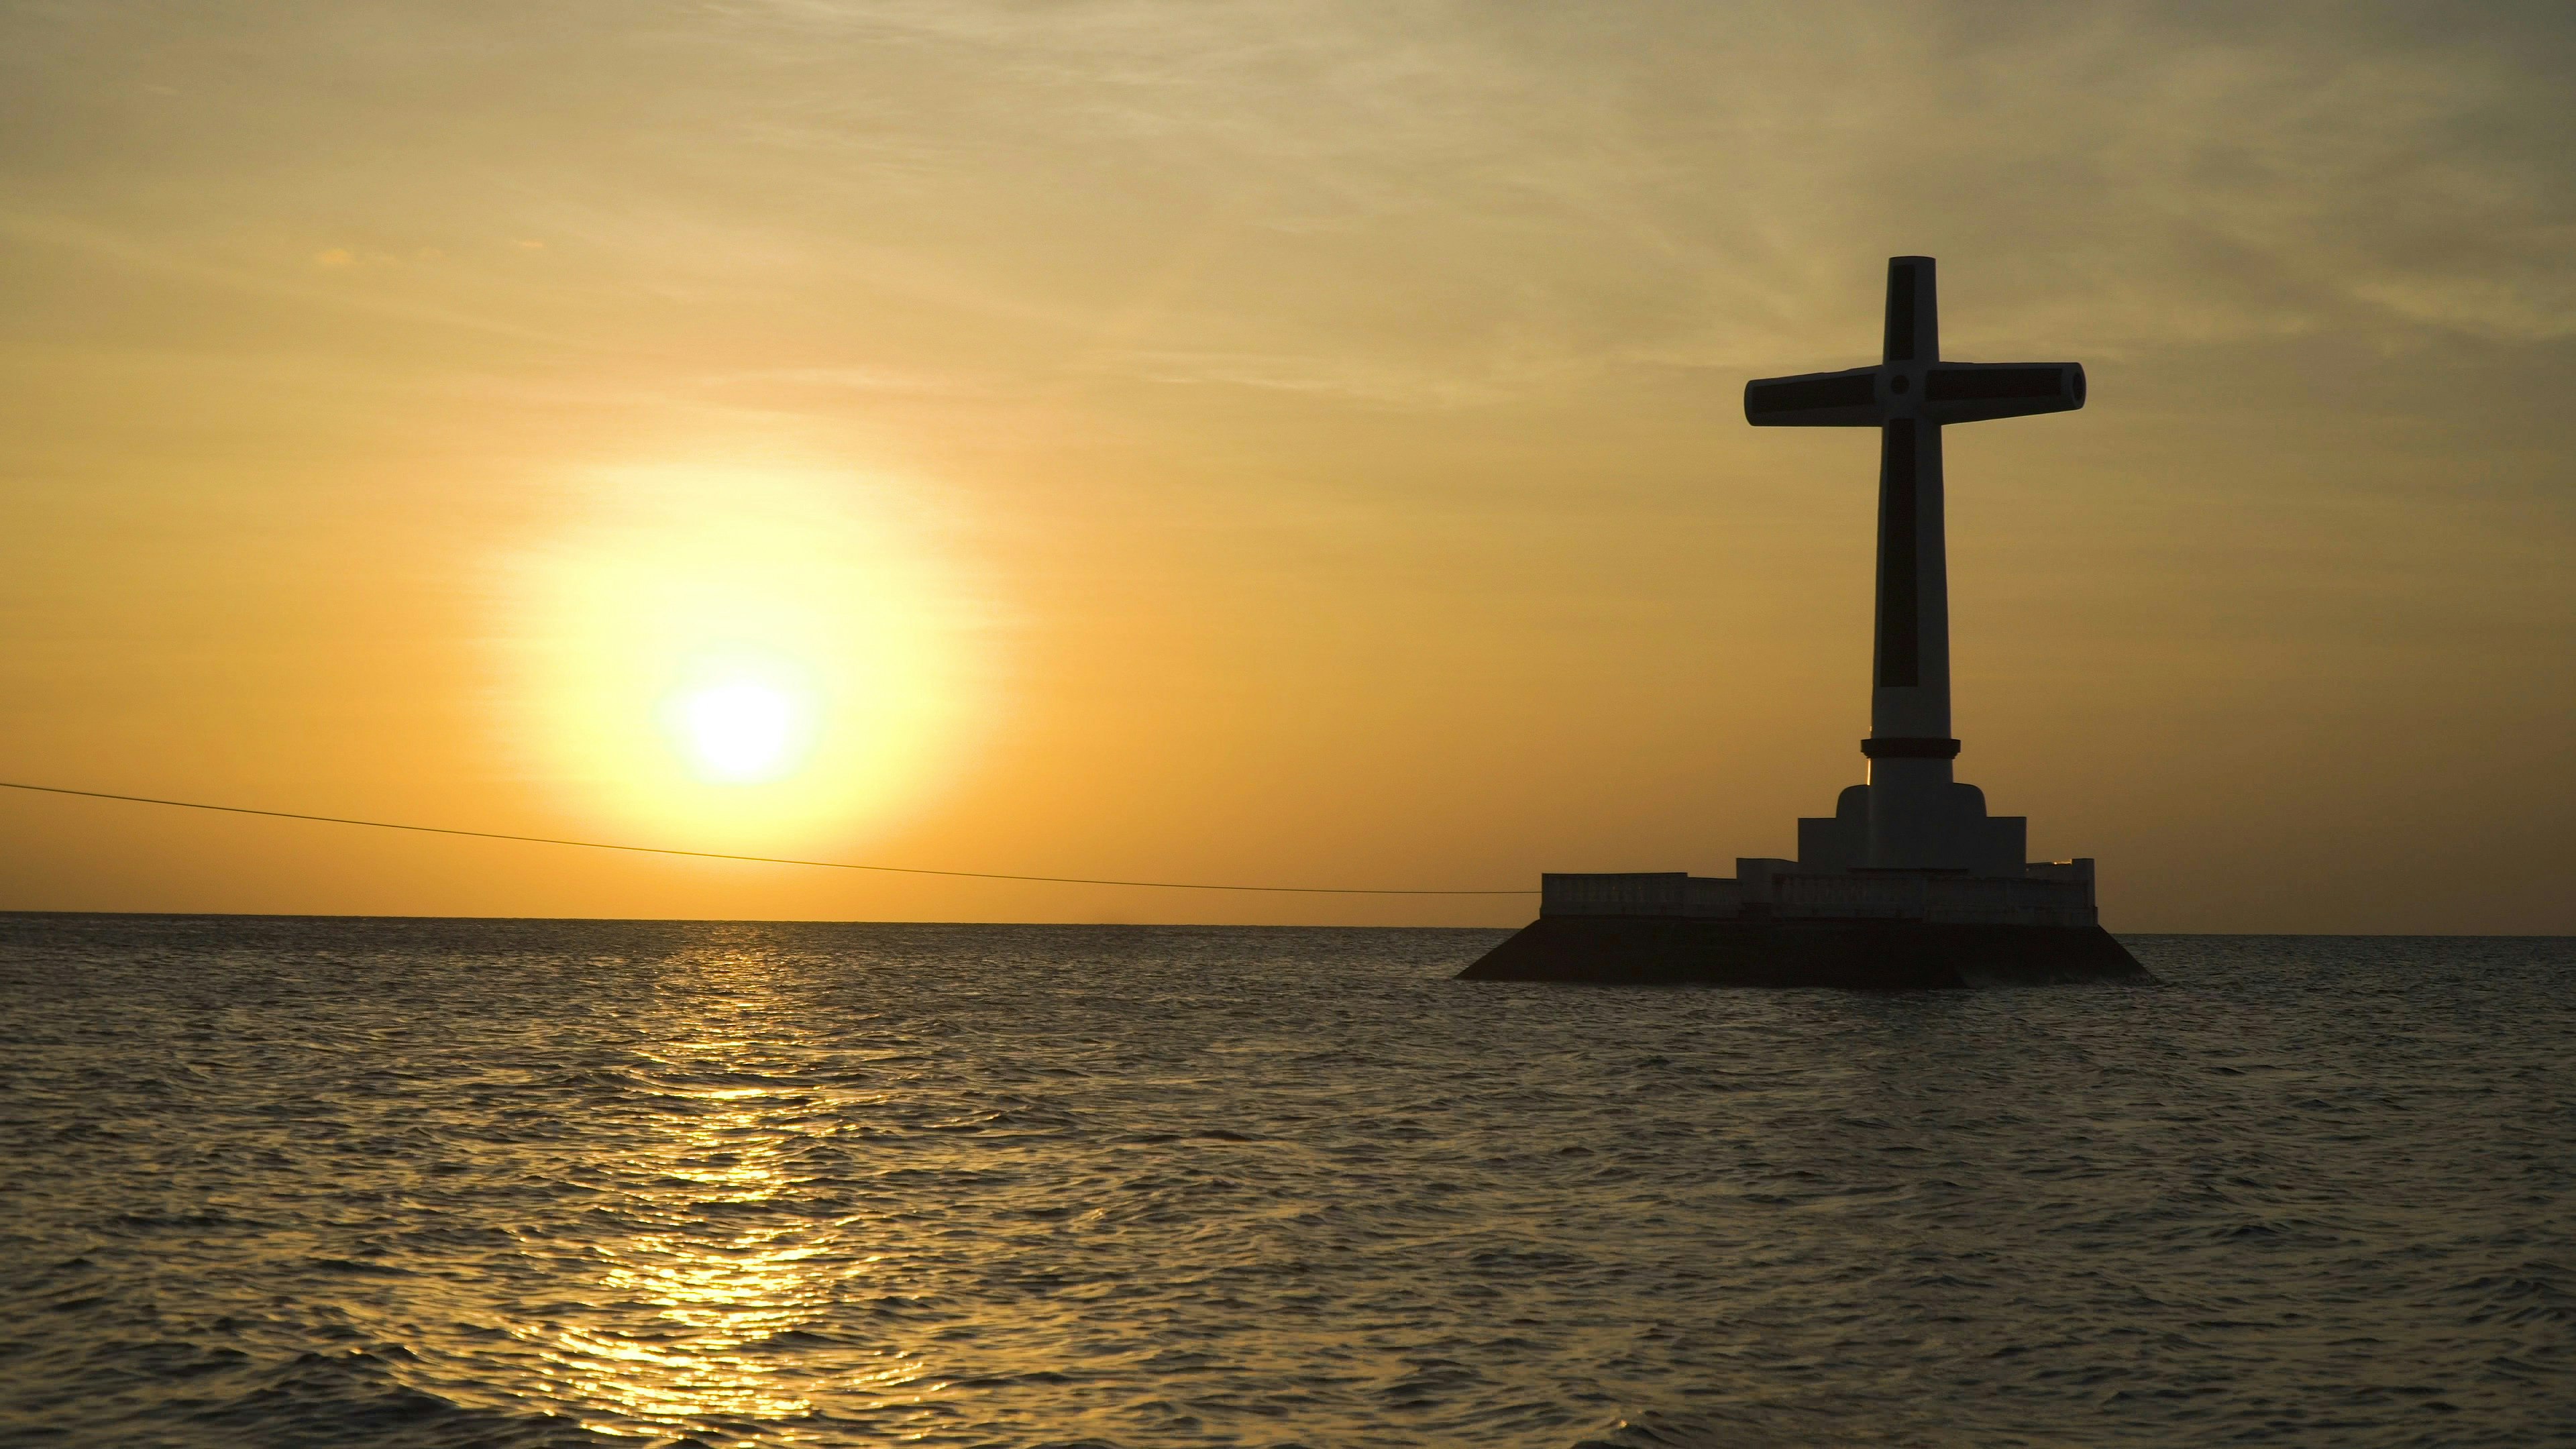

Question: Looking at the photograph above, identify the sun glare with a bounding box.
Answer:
[500,462,982,850]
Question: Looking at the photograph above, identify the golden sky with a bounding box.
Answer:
[1,1,2569,931]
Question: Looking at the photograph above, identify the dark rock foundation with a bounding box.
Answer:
[1457,915,2151,990]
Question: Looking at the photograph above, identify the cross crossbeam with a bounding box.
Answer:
[1741,360,2083,427]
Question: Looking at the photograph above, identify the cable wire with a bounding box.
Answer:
[0,780,1536,896]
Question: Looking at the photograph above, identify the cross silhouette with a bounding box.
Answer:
[1743,256,2083,760]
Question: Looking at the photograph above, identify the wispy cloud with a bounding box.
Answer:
[8,0,2566,389]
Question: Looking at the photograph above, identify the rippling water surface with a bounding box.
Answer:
[2,917,2569,1447]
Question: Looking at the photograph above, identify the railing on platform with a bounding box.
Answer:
[1541,863,2094,927]
[1539,873,1740,918]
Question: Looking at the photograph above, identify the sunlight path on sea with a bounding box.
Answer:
[453,940,959,1443]
[537,951,839,1438]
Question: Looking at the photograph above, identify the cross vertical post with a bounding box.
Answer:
[1868,258,1957,867]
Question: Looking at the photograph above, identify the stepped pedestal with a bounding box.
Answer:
[1456,862,2147,988]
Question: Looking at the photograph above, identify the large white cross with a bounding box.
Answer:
[1745,256,2084,867]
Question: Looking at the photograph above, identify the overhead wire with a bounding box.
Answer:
[0,780,1536,896]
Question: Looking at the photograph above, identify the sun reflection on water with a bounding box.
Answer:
[504,949,939,1444]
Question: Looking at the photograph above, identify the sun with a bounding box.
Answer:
[498,462,983,849]
[666,669,813,784]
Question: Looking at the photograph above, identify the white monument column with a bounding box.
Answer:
[1865,258,1958,867]
[1744,256,2086,872]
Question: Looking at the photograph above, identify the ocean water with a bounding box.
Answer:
[1,917,2568,1448]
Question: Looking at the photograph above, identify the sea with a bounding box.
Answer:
[1,916,2568,1448]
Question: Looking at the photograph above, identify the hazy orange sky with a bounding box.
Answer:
[2,1,2569,932]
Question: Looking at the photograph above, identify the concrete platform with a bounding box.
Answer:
[1456,914,2151,990]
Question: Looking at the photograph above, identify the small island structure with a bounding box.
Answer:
[1462,256,2149,989]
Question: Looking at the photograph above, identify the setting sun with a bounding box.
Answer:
[666,672,812,784]
[496,462,985,853]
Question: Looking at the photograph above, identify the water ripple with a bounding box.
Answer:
[0,918,2569,1446]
